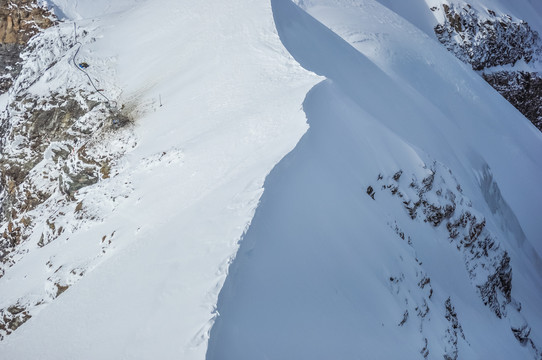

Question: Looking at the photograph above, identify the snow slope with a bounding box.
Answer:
[0,0,319,358]
[291,0,542,263]
[208,0,542,359]
[1,0,541,358]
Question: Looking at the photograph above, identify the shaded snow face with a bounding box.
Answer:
[288,0,542,258]
[208,0,542,359]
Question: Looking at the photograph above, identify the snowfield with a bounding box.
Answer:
[1,0,541,359]
[208,1,542,359]
[0,0,319,358]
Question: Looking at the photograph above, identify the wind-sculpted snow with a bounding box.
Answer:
[208,1,542,359]
[1,0,542,358]
[291,0,542,267]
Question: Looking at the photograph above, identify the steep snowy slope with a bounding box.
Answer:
[0,0,319,358]
[293,0,542,258]
[1,0,541,359]
[208,0,542,359]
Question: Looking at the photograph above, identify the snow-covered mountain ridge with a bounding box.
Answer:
[1,0,320,358]
[0,0,541,359]
[209,0,542,358]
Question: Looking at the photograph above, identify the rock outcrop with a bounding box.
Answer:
[432,3,542,132]
[0,5,136,338]
[0,0,54,93]
[483,71,542,130]
[368,161,541,358]
[434,4,541,70]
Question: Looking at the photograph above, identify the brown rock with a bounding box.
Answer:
[0,0,56,93]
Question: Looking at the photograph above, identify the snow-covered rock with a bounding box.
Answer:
[433,3,542,70]
[0,0,55,92]
[431,2,542,131]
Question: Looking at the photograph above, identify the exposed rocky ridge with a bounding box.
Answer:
[434,3,541,70]
[0,14,136,339]
[0,0,55,93]
[432,3,542,132]
[368,162,541,359]
[0,91,122,254]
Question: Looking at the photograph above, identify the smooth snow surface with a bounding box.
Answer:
[47,0,145,19]
[0,0,319,358]
[208,0,542,359]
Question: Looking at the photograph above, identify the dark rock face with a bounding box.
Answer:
[0,1,138,340]
[0,0,55,93]
[432,3,542,132]
[434,4,541,70]
[0,0,54,44]
[0,19,133,287]
[477,254,511,318]
[381,165,513,318]
[0,43,23,92]
[0,91,128,262]
[483,71,542,130]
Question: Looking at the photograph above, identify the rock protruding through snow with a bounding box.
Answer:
[374,162,541,358]
[432,2,542,131]
[0,0,55,93]
[0,16,136,340]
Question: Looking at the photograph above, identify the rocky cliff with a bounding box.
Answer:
[433,3,542,132]
[0,0,54,93]
[483,71,542,130]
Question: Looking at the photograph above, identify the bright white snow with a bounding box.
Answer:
[0,0,319,358]
[208,0,542,359]
[1,0,541,359]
